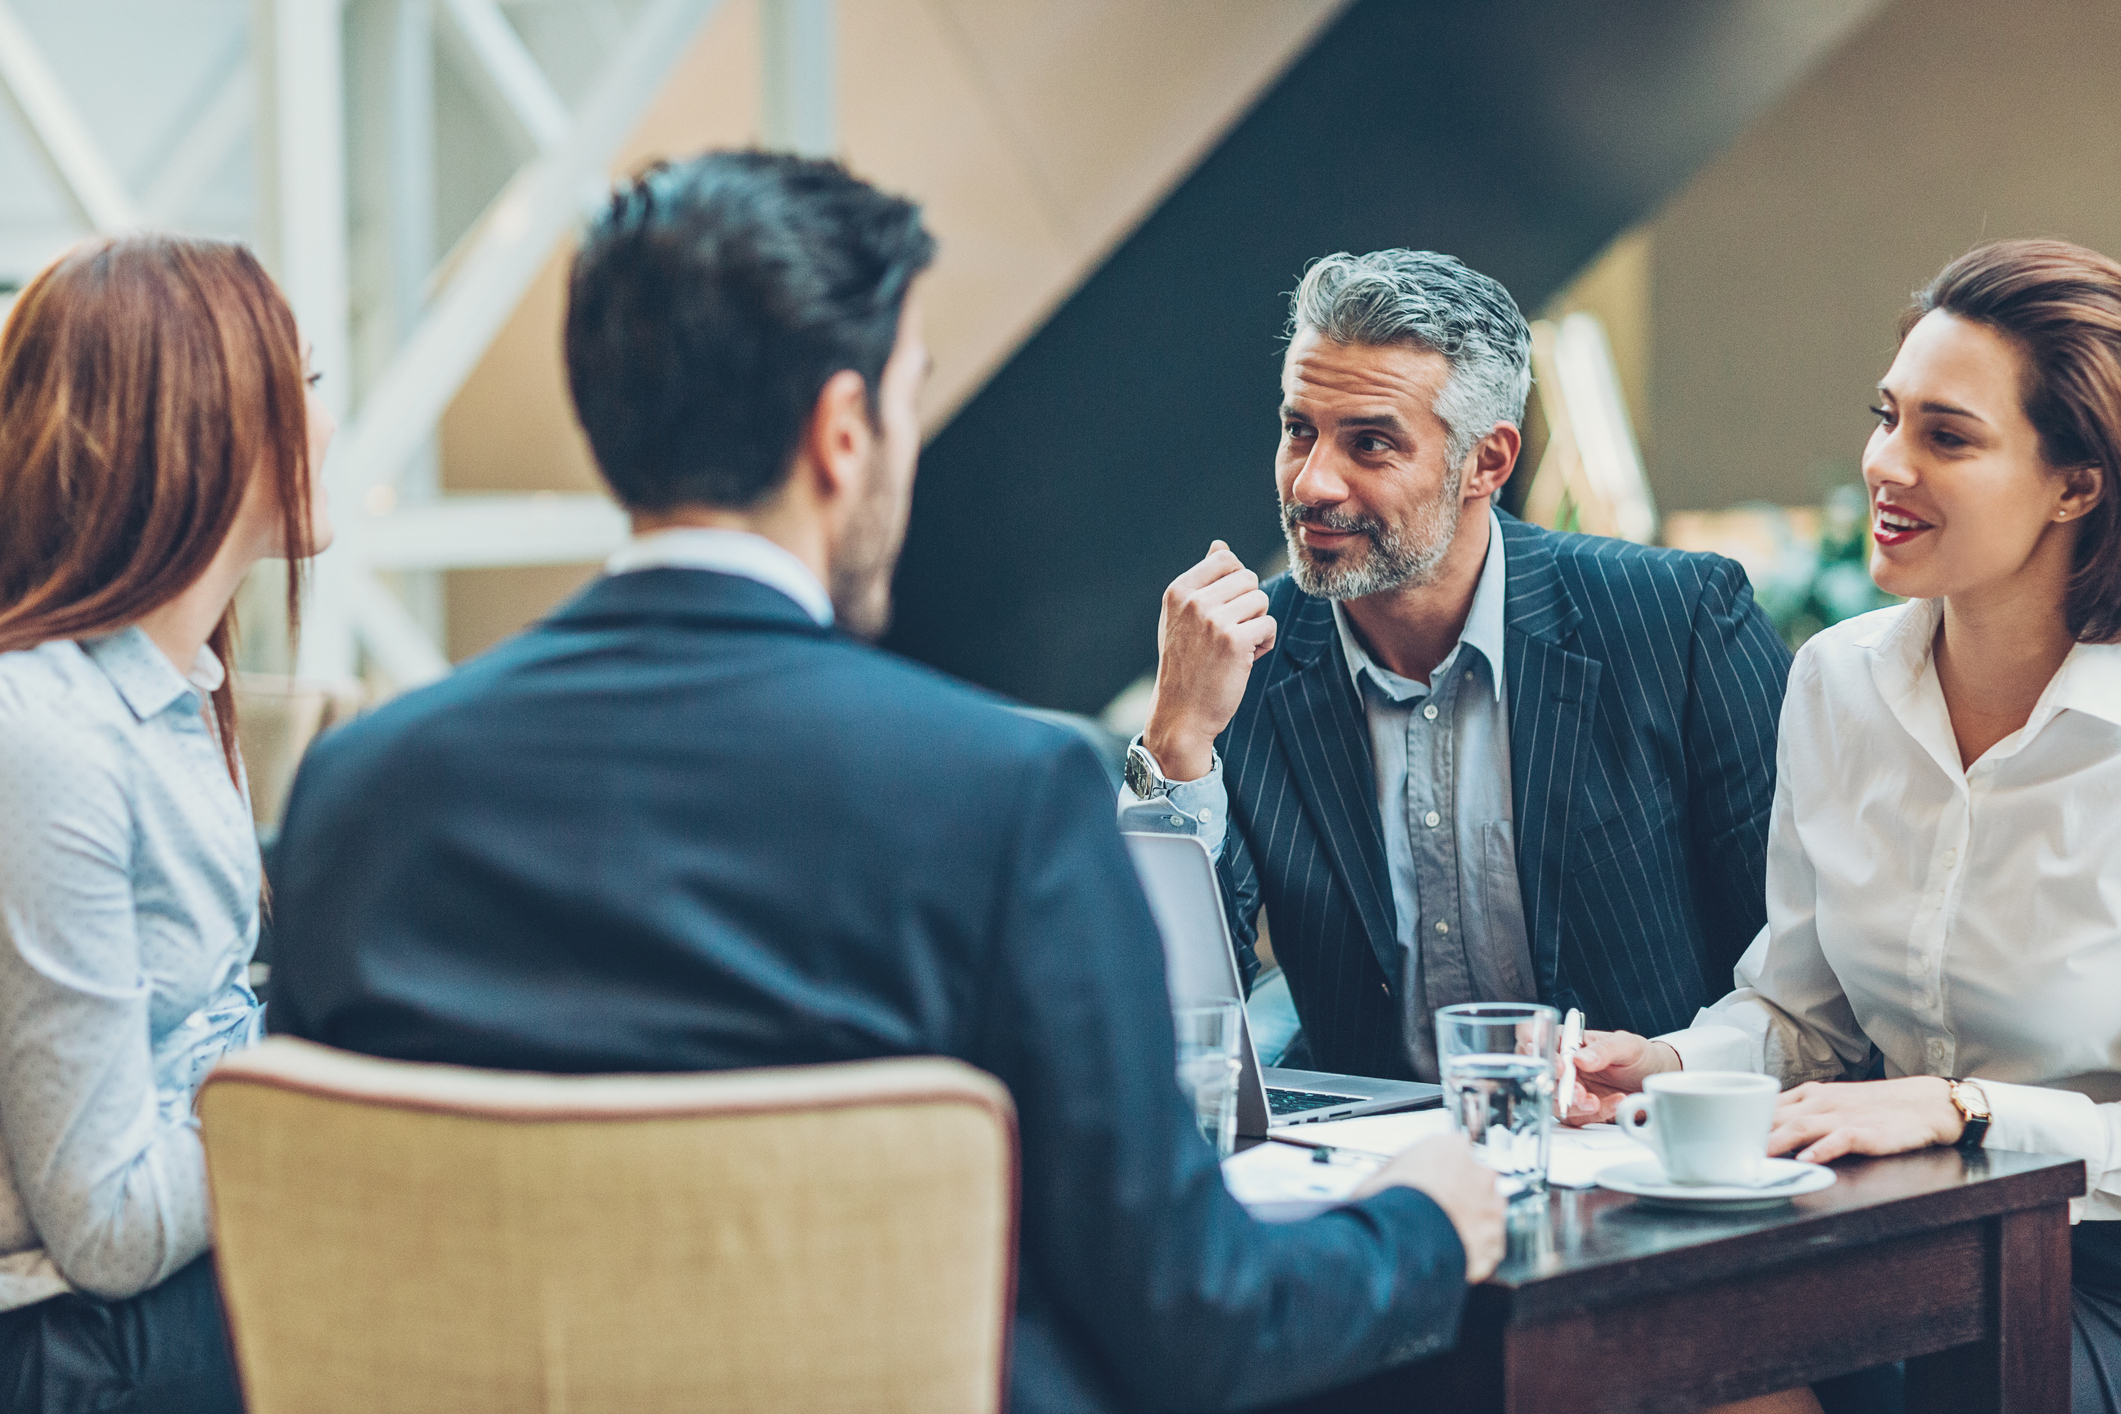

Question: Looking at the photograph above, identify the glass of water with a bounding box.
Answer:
[1174,1001,1245,1159]
[1436,1002,1560,1198]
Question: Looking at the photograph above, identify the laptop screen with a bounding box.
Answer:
[1122,832,1246,1012]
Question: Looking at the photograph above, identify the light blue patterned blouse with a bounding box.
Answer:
[0,627,262,1307]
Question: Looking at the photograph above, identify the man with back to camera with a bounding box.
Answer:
[265,154,1505,1412]
[1122,250,1792,1090]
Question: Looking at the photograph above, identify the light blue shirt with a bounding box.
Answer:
[0,628,263,1307]
[1130,512,1534,1078]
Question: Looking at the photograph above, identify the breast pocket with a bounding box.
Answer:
[1568,788,1680,872]
[1561,791,1698,1005]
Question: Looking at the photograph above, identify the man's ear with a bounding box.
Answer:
[1463,422,1521,501]
[797,368,874,503]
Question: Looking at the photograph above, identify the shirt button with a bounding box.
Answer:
[1424,810,1441,828]
[1942,848,1958,869]
[1198,808,1213,823]
[1435,921,1450,935]
[1168,815,1185,827]
[1422,704,1439,721]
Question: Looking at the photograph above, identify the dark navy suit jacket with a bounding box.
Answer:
[1220,513,1792,1081]
[268,568,1469,1414]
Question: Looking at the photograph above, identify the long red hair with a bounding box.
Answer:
[0,235,314,781]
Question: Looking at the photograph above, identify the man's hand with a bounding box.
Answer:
[1353,1133,1506,1283]
[1768,1077,1964,1164]
[1142,541,1276,782]
[1561,1029,1683,1125]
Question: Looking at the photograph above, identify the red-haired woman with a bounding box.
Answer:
[1573,239,2121,1412]
[0,235,331,1412]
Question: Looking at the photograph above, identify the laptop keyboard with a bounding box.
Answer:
[1267,1087,1359,1116]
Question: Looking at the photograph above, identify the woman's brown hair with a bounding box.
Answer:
[0,234,314,782]
[1910,239,2121,642]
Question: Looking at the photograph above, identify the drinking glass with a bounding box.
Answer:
[1435,1002,1560,1198]
[1174,1001,1245,1159]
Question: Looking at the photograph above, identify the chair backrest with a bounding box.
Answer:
[199,1038,1018,1414]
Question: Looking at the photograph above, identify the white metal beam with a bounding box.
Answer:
[141,53,255,226]
[256,0,357,680]
[361,494,628,570]
[437,0,569,157]
[254,0,353,419]
[761,0,833,157]
[0,0,141,231]
[351,568,453,687]
[381,0,446,637]
[330,0,723,519]
[387,0,438,336]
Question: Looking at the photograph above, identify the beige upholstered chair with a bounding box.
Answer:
[199,1038,1018,1414]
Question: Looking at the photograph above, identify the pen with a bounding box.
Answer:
[1267,1133,1392,1164]
[1557,1007,1586,1119]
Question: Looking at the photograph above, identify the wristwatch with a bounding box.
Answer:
[1946,1078,1992,1150]
[1124,740,1176,801]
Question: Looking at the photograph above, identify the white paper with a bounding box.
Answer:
[1221,1140,1381,1208]
[1223,1116,1651,1214]
[1276,1109,1455,1156]
[1546,1123,1653,1188]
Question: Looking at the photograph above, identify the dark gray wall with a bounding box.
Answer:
[886,0,1886,713]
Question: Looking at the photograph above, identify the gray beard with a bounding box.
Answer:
[1280,469,1462,600]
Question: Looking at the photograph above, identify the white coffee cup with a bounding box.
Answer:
[1615,1071,1778,1186]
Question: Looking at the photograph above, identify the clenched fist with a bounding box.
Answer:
[1142,541,1277,781]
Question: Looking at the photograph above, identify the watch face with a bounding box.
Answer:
[1125,745,1161,798]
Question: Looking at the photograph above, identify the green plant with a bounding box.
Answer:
[1743,481,1899,649]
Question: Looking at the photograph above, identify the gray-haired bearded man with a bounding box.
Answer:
[1122,249,1793,1088]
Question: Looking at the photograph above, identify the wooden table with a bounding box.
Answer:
[1268,1146,2085,1414]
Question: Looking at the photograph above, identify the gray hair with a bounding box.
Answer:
[1287,250,1532,468]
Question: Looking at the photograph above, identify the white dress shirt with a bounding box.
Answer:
[1664,597,2121,1220]
[606,527,833,625]
[0,630,263,1308]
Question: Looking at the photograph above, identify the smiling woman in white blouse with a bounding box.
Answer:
[0,235,331,1413]
[1571,238,2121,1414]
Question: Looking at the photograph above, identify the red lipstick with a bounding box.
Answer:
[1873,500,1935,547]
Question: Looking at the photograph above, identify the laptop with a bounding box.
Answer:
[1124,832,1440,1135]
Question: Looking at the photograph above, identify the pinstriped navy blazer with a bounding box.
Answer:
[1218,512,1792,1081]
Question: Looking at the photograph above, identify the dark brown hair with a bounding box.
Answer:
[1909,239,2121,642]
[0,234,314,780]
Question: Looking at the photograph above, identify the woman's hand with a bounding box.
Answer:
[1561,1029,1683,1124]
[1768,1077,1964,1163]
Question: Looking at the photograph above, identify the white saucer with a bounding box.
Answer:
[1597,1157,1836,1211]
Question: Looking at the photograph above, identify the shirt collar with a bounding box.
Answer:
[80,626,222,722]
[2044,636,2121,729]
[1866,594,2121,739]
[604,528,834,626]
[1331,509,1509,702]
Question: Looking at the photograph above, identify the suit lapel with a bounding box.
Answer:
[1265,594,1401,986]
[1500,518,1603,999]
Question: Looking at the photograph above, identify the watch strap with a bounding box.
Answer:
[1947,1078,1991,1150]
